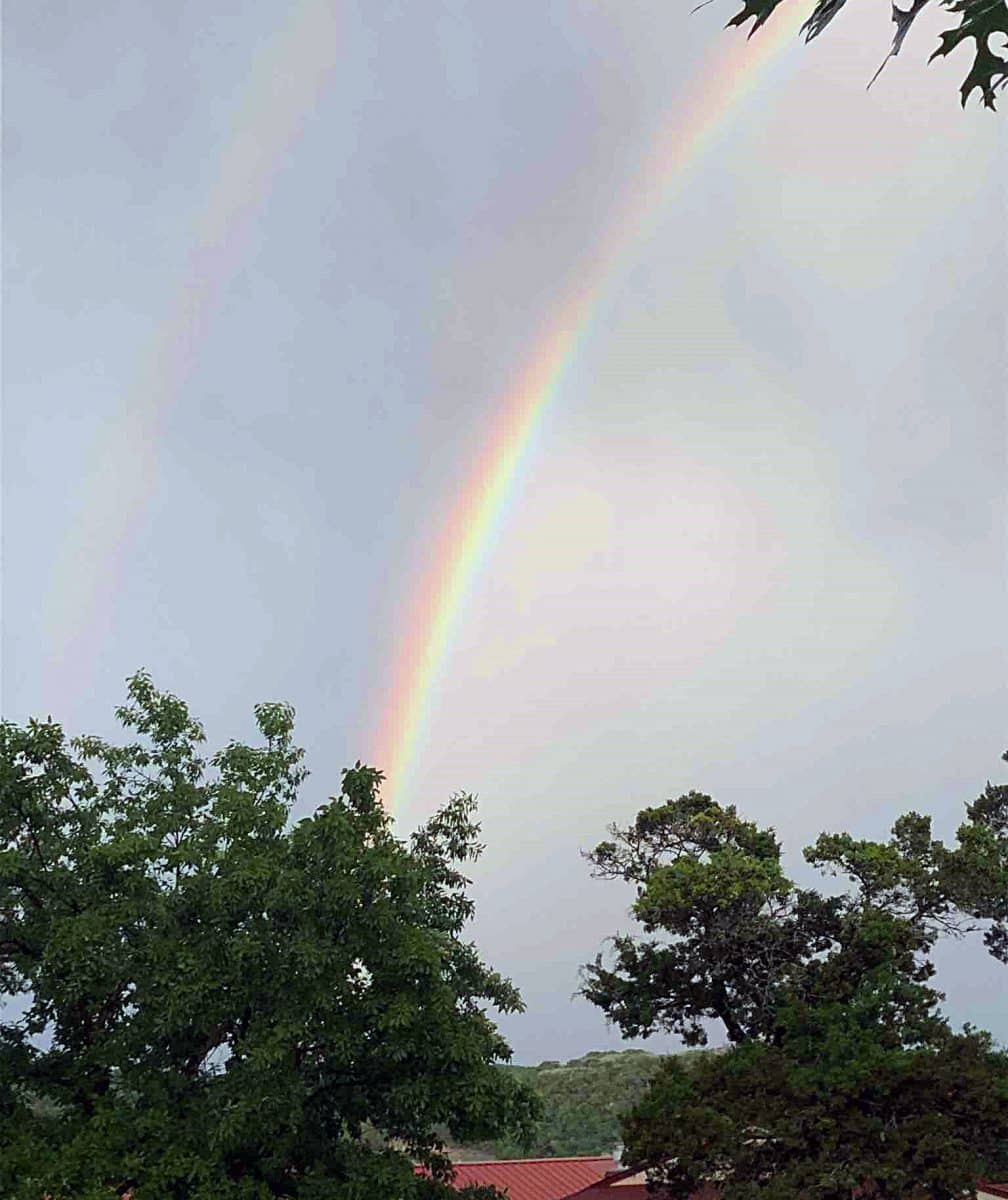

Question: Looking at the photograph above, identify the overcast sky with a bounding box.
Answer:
[3,0,1005,1063]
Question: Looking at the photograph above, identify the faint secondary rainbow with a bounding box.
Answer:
[43,0,341,697]
[373,4,808,810]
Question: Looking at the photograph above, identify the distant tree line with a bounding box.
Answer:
[452,1049,698,1160]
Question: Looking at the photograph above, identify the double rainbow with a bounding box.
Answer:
[44,0,805,797]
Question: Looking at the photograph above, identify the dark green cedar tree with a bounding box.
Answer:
[0,673,538,1200]
[583,777,1008,1199]
[949,758,1008,957]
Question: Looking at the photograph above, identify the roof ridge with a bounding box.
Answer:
[454,1156,615,1166]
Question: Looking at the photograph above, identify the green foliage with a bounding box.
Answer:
[944,750,1008,960]
[804,749,1008,964]
[584,749,1008,1198]
[460,1049,708,1159]
[0,673,539,1198]
[583,792,842,1046]
[715,0,1007,108]
[622,1023,1008,1200]
[928,0,1008,107]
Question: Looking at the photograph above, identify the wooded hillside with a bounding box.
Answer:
[454,1048,708,1160]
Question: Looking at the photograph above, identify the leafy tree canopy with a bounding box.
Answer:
[583,754,1008,1199]
[0,673,538,1199]
[622,1020,1008,1200]
[931,751,1007,958]
[715,0,1007,109]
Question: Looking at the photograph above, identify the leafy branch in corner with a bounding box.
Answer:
[712,0,1007,108]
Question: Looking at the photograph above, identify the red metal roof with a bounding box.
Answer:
[568,1187,649,1200]
[565,1165,645,1197]
[434,1157,1008,1200]
[569,1168,719,1200]
[444,1156,618,1200]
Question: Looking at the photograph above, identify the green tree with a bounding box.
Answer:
[621,1019,1008,1200]
[942,749,1008,960]
[0,673,538,1199]
[803,750,1008,961]
[583,786,1008,1198]
[713,0,1007,108]
[582,792,846,1046]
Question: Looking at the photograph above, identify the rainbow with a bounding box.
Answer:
[43,0,341,694]
[372,4,808,810]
